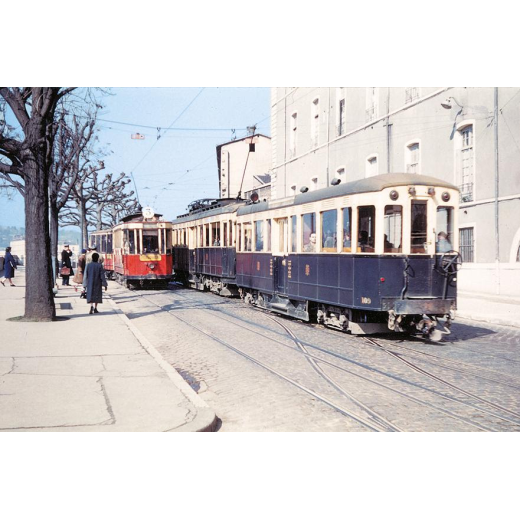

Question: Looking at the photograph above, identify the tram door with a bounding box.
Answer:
[274,217,289,295]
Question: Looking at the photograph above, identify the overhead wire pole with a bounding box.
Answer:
[129,87,206,205]
[237,125,257,200]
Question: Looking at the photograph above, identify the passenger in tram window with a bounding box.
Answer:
[213,238,220,246]
[384,234,394,251]
[436,231,452,253]
[343,232,351,248]
[358,230,369,250]
[303,233,316,252]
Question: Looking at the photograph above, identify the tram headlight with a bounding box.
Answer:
[390,190,399,201]
[442,191,451,202]
[428,187,436,196]
[148,263,156,270]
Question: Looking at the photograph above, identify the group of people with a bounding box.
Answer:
[60,245,107,315]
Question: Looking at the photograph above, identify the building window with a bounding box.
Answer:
[366,155,378,177]
[249,143,256,152]
[406,142,420,174]
[290,112,298,157]
[311,98,319,148]
[457,124,474,202]
[459,227,474,263]
[366,87,379,122]
[405,87,420,104]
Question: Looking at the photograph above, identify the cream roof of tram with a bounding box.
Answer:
[237,173,459,217]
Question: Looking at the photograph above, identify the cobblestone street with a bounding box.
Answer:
[110,282,520,432]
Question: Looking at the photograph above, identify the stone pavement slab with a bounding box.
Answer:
[0,268,217,432]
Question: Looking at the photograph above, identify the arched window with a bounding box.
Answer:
[405,141,420,174]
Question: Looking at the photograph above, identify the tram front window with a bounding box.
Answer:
[143,231,159,253]
[411,201,428,253]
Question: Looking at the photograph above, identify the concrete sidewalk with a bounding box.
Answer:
[457,291,520,329]
[0,268,217,432]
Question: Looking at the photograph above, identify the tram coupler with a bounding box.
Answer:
[387,310,404,332]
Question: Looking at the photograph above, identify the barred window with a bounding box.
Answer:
[459,227,474,263]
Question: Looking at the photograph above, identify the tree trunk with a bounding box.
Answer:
[80,199,88,249]
[49,194,59,287]
[24,150,56,321]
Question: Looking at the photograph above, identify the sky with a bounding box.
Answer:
[0,87,271,229]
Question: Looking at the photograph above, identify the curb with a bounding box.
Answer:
[106,296,218,432]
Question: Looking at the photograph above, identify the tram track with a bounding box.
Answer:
[135,293,391,432]
[115,287,520,431]
[364,337,520,426]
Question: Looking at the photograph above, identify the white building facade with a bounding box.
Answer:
[270,87,520,297]
[217,134,272,200]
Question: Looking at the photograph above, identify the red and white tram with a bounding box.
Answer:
[111,207,173,288]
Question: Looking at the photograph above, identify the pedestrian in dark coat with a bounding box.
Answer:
[1,247,17,287]
[60,245,74,286]
[82,252,108,314]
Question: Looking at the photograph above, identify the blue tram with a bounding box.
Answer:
[172,174,461,340]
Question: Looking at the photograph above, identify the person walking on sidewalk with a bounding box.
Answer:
[0,247,17,287]
[60,245,74,286]
[83,252,108,314]
[73,248,87,294]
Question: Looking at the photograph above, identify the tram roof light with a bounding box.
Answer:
[408,187,416,196]
[428,187,436,196]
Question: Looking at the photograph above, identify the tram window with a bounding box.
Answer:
[302,213,316,252]
[255,221,264,251]
[321,210,337,252]
[411,201,428,253]
[205,225,210,247]
[107,233,113,254]
[223,222,228,247]
[143,230,159,253]
[277,219,287,253]
[101,234,107,254]
[291,215,297,252]
[125,230,135,254]
[384,205,402,253]
[229,221,233,246]
[436,206,454,252]
[237,224,242,252]
[342,208,352,252]
[266,219,272,252]
[244,222,253,251]
[212,222,220,246]
[358,206,375,252]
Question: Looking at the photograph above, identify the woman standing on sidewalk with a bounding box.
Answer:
[0,247,17,287]
[82,252,107,314]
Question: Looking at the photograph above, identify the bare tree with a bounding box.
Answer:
[49,106,98,271]
[0,87,75,321]
[91,172,134,230]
